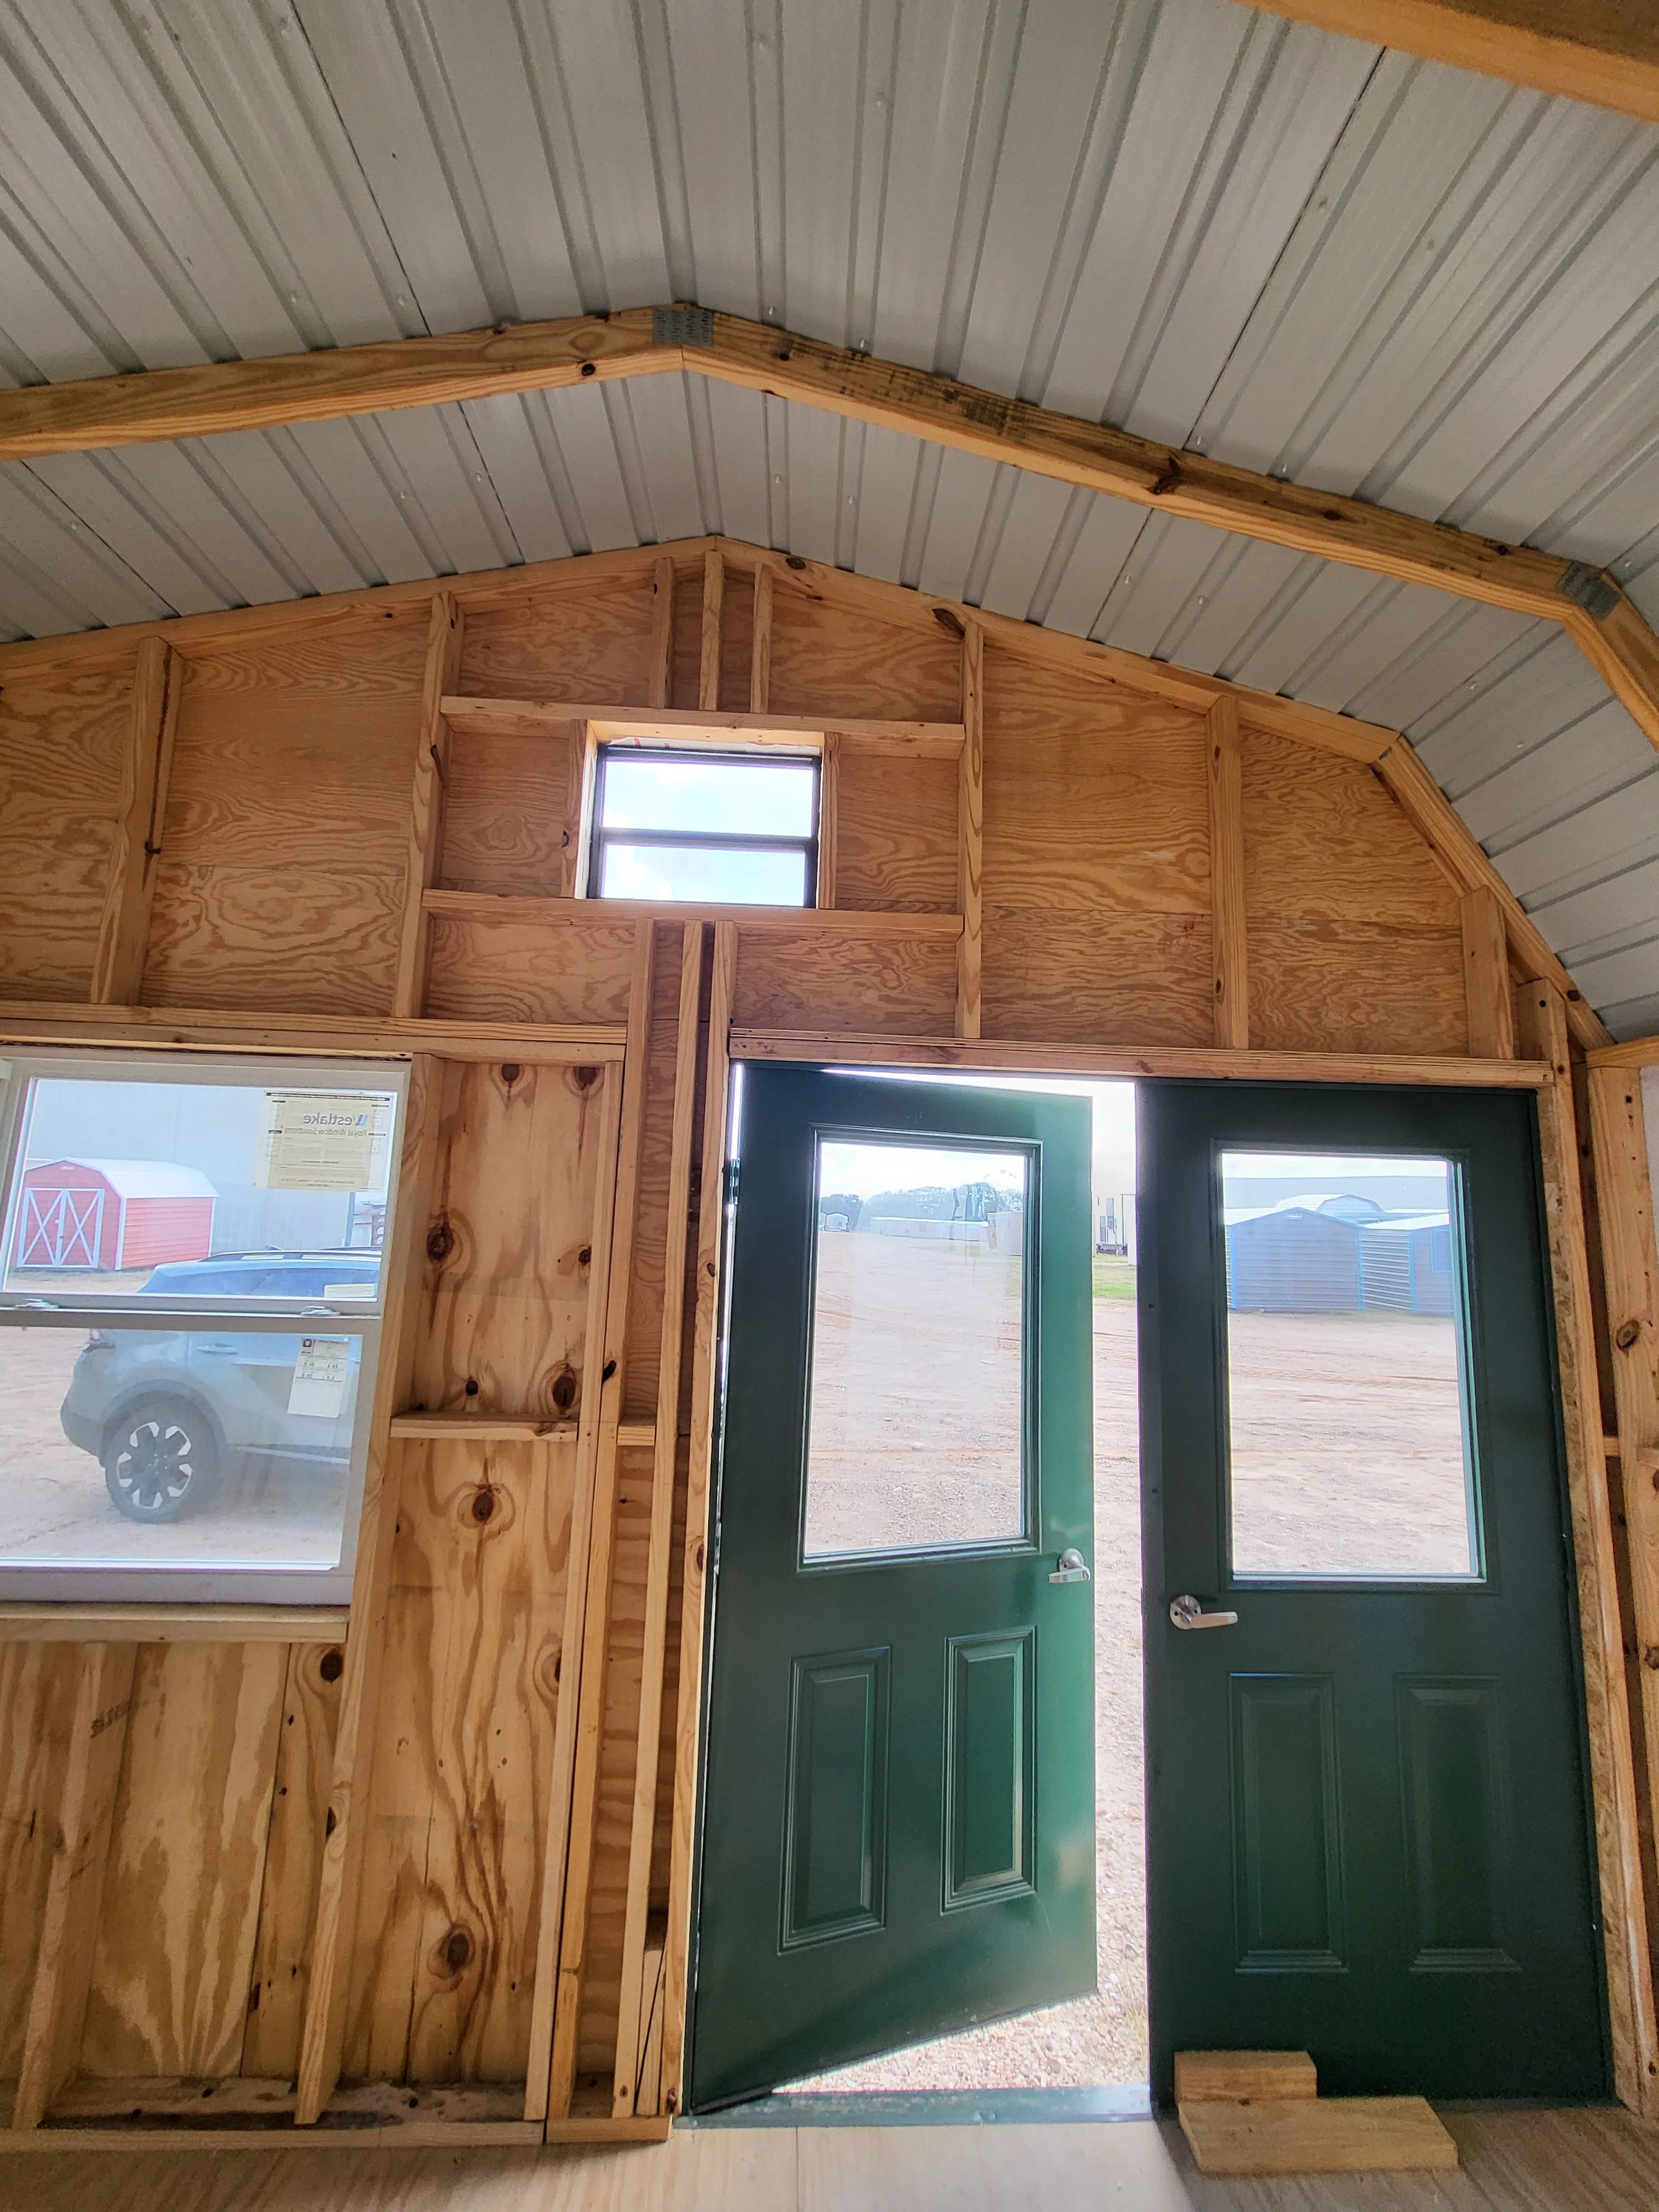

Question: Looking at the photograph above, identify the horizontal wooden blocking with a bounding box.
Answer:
[1174,2049,1317,2101]
[1178,2094,1458,2177]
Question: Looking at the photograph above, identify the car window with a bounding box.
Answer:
[143,1266,272,1296]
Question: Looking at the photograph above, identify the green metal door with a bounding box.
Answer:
[1141,1081,1608,2105]
[688,1066,1095,2109]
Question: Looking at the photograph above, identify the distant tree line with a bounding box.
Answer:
[818,1181,1023,1229]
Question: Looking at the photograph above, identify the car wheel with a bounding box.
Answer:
[102,1399,221,1523]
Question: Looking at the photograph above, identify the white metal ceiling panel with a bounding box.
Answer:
[2,0,1656,1027]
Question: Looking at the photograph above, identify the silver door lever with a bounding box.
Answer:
[1169,1593,1238,1630]
[1049,1548,1092,1584]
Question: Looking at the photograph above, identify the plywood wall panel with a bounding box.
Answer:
[732,926,958,1034]
[424,914,637,1027]
[834,753,959,913]
[241,1642,342,2081]
[0,1643,81,2079]
[718,567,757,713]
[576,1443,654,2084]
[440,729,576,898]
[458,573,657,702]
[983,654,1209,917]
[1249,917,1469,1056]
[983,908,1214,1045]
[80,1641,288,2079]
[670,555,708,714]
[0,656,129,999]
[346,1060,607,2085]
[414,1061,606,1420]
[161,696,418,872]
[766,593,961,722]
[1243,730,1462,925]
[142,860,404,1015]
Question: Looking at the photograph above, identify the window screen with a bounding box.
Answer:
[591,747,819,906]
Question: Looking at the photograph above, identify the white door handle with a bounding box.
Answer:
[1168,1593,1238,1630]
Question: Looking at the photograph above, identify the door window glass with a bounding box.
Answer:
[802,1138,1029,1559]
[1220,1150,1477,1580]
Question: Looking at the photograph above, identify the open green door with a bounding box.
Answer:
[688,1067,1095,2109]
[1141,1081,1608,2106]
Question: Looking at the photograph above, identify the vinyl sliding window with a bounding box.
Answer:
[0,1051,407,1606]
[589,744,820,906]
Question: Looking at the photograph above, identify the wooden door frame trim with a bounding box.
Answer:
[2,310,1655,761]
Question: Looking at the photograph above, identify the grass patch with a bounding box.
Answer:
[1093,1254,1136,1300]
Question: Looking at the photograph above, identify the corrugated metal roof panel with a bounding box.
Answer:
[0,0,1655,1031]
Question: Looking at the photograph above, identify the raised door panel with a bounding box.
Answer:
[1231,1674,1346,1974]
[782,1648,889,1949]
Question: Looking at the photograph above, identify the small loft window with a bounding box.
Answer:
[590,746,819,906]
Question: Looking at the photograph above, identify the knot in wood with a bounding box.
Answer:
[1645,1646,1659,1672]
[551,1368,578,1412]
[470,1485,496,1525]
[499,1062,521,1085]
[441,1926,473,1975]
[572,1065,599,1091]
[1616,1319,1642,1352]
[426,1219,456,1264]
[931,605,964,638]
[319,1647,344,1683]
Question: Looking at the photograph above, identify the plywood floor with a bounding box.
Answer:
[6,2110,1659,2212]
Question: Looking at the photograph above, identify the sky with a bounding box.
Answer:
[822,1073,1138,1214]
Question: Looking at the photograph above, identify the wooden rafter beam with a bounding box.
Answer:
[1244,1,1659,127]
[3,306,1656,755]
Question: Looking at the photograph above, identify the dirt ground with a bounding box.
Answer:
[0,1326,349,1569]
[792,1250,1469,2095]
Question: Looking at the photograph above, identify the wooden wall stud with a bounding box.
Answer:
[612,925,705,2116]
[1519,984,1658,2114]
[1207,696,1248,1051]
[522,1052,631,2121]
[816,735,839,911]
[749,564,773,714]
[391,594,465,1019]
[90,636,180,1005]
[12,1643,138,2128]
[1462,887,1517,1059]
[658,920,736,2119]
[649,557,675,711]
[1588,1061,1659,2017]
[294,1058,441,2124]
[545,923,656,2119]
[956,620,984,1040]
[700,550,724,713]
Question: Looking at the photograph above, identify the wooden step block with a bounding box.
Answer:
[1174,2049,1317,2103]
[1178,2094,1459,2177]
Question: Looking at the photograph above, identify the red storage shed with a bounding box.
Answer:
[13,1158,216,1273]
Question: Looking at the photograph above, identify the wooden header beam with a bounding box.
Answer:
[1246,1,1659,127]
[2,308,1656,758]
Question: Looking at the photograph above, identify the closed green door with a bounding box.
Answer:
[1141,1082,1608,2105]
[688,1067,1095,2109]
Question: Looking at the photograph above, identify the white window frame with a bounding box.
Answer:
[0,1050,408,1608]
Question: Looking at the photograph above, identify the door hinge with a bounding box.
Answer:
[723,1160,740,1208]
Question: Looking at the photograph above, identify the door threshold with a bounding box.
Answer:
[679,2085,1152,2128]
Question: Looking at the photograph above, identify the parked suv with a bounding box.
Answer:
[60,1253,379,1522]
